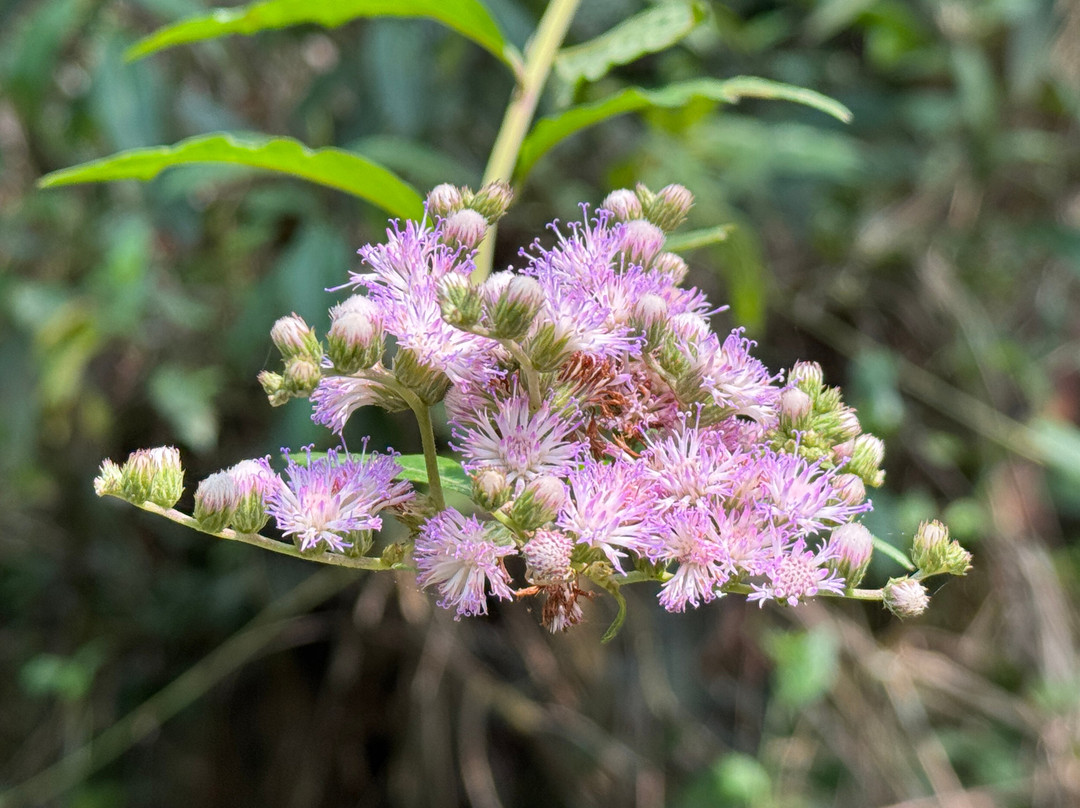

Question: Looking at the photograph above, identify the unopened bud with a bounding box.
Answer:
[510,475,567,530]
[121,449,155,503]
[228,459,276,534]
[94,459,123,497]
[789,361,824,392]
[601,188,642,221]
[147,446,184,508]
[488,275,544,340]
[826,522,874,589]
[284,355,322,395]
[652,251,688,283]
[193,471,238,533]
[780,387,813,427]
[426,183,464,219]
[472,468,511,511]
[523,528,575,584]
[650,184,694,231]
[836,408,862,440]
[468,179,514,222]
[527,321,574,372]
[393,348,450,404]
[883,577,929,619]
[849,435,886,487]
[911,519,972,577]
[271,314,320,360]
[833,473,867,506]
[620,219,666,268]
[327,295,384,372]
[442,208,488,250]
[632,293,669,347]
[438,273,484,328]
[258,370,289,407]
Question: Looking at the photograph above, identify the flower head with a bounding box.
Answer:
[748,538,846,607]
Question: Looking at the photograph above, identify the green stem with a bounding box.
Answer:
[133,501,392,570]
[409,401,446,511]
[501,339,543,412]
[473,0,582,282]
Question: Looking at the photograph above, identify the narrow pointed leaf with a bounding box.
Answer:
[125,0,520,71]
[872,535,916,571]
[517,76,853,181]
[394,454,474,497]
[664,224,734,253]
[38,133,424,219]
[556,1,707,85]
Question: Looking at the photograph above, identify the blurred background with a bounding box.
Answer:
[2,0,1079,805]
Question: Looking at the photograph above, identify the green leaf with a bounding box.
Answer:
[516,76,853,181]
[872,533,916,571]
[555,1,707,85]
[393,454,473,497]
[664,224,733,253]
[600,583,628,644]
[38,133,424,220]
[125,0,520,71]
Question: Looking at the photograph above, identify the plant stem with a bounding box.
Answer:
[500,339,543,412]
[409,401,446,511]
[133,501,392,571]
[474,0,582,282]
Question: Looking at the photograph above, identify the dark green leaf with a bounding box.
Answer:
[555,1,707,85]
[125,0,520,71]
[38,133,424,219]
[394,454,474,497]
[516,76,853,181]
[872,534,916,571]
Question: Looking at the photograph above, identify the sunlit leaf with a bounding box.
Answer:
[125,0,520,71]
[393,454,474,497]
[664,224,733,253]
[517,76,853,181]
[38,133,424,219]
[555,1,706,85]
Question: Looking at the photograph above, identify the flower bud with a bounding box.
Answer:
[523,528,575,584]
[442,208,488,250]
[284,355,322,396]
[438,273,484,329]
[193,471,238,533]
[488,275,544,340]
[468,179,514,222]
[911,519,972,577]
[510,475,566,530]
[327,295,384,372]
[826,522,874,589]
[833,473,867,506]
[789,361,824,392]
[620,219,666,268]
[836,408,862,440]
[652,251,688,283]
[631,293,669,347]
[780,387,813,427]
[120,449,156,503]
[393,348,450,404]
[883,577,929,619]
[650,184,694,231]
[94,459,123,497]
[849,434,886,487]
[227,458,276,534]
[472,467,510,511]
[426,183,464,219]
[601,188,642,221]
[526,321,574,372]
[147,446,184,508]
[271,314,321,360]
[258,370,290,407]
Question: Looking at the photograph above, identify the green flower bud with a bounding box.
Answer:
[631,293,669,348]
[438,273,484,329]
[487,274,544,340]
[620,219,666,268]
[426,183,464,219]
[258,370,290,407]
[94,459,123,497]
[393,348,450,405]
[911,519,972,577]
[826,522,874,589]
[468,179,514,222]
[120,449,155,503]
[284,355,322,396]
[789,361,824,393]
[883,577,930,619]
[271,314,321,360]
[527,321,575,372]
[780,387,813,429]
[509,475,566,530]
[649,184,694,232]
[327,295,384,372]
[193,471,237,533]
[472,468,511,511]
[601,189,642,222]
[147,446,184,508]
[442,208,488,250]
[227,459,275,534]
[652,251,688,283]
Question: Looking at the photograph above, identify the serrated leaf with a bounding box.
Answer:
[664,224,733,252]
[38,133,423,219]
[555,1,707,85]
[394,454,474,497]
[517,76,852,181]
[125,0,520,71]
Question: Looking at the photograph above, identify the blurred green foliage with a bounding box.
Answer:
[2,0,1080,806]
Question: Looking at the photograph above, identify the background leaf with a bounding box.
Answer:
[393,454,474,496]
[516,76,852,181]
[555,1,707,85]
[38,133,424,219]
[125,0,520,70]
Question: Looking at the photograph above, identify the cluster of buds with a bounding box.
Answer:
[95,183,971,635]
